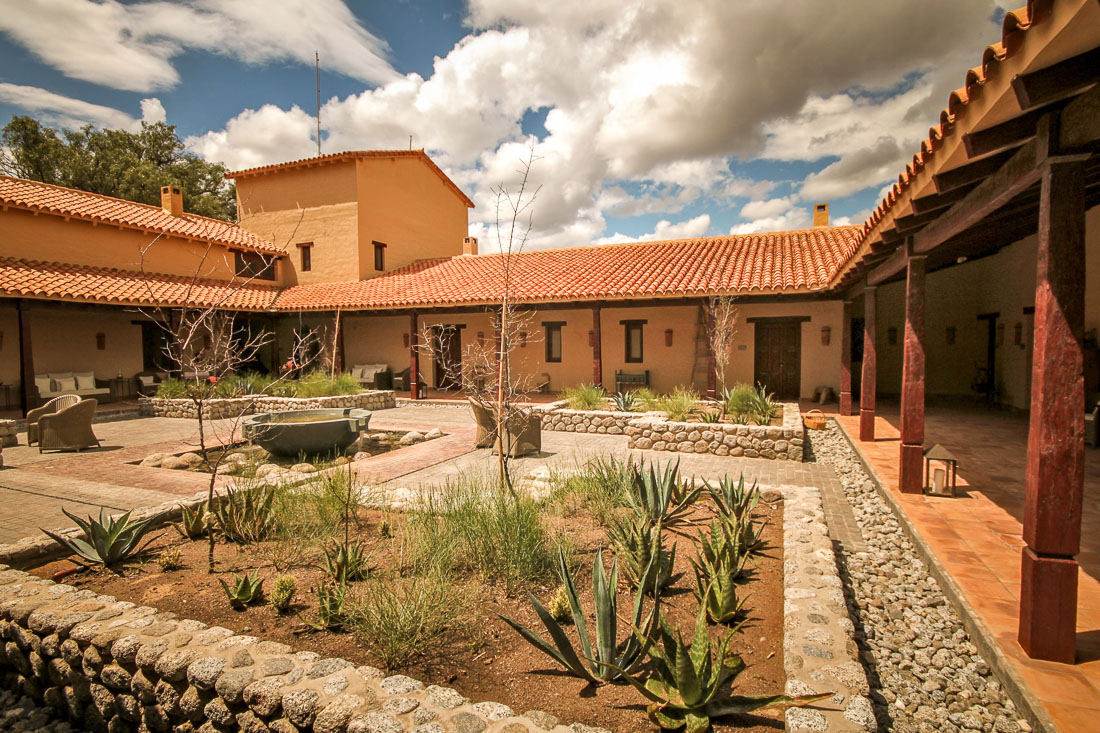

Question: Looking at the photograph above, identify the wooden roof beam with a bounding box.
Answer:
[1012,47,1100,110]
[910,182,978,214]
[962,99,1070,158]
[933,146,1020,193]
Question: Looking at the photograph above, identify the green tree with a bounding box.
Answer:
[0,115,236,221]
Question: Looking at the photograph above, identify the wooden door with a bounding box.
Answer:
[754,321,801,399]
[433,326,462,389]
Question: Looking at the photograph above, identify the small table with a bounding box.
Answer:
[109,377,132,401]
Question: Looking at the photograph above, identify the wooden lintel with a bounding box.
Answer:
[880,227,904,245]
[1012,47,1100,110]
[868,241,912,286]
[916,137,1042,254]
[894,209,942,235]
[933,146,1020,193]
[910,182,978,214]
[962,99,1070,159]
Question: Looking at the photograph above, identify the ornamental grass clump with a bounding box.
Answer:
[656,385,700,422]
[42,508,161,567]
[564,382,606,410]
[500,547,655,685]
[724,383,780,424]
[550,455,632,526]
[603,608,830,732]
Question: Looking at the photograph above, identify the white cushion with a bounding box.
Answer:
[50,372,73,380]
[55,377,77,393]
[34,375,53,394]
[138,375,157,387]
[75,373,97,390]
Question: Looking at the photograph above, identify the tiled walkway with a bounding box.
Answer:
[835,401,1100,733]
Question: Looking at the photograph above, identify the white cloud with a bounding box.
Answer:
[597,214,711,245]
[731,204,812,235]
[180,0,1003,245]
[0,83,166,132]
[0,0,398,93]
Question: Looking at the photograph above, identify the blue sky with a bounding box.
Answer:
[0,0,1010,250]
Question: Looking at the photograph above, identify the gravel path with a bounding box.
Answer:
[807,422,1030,733]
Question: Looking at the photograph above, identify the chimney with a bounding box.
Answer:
[812,202,829,227]
[160,185,184,217]
[463,236,478,256]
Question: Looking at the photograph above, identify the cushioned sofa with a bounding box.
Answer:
[33,372,110,402]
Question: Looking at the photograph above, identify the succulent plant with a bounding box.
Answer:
[691,554,749,626]
[499,547,655,685]
[215,484,276,544]
[706,474,760,522]
[546,585,572,623]
[624,459,701,528]
[604,608,830,732]
[156,547,183,571]
[41,508,161,566]
[608,514,676,596]
[312,582,348,630]
[219,570,264,609]
[322,541,369,584]
[611,391,637,412]
[698,409,722,424]
[174,503,208,539]
[695,518,749,583]
[269,575,297,614]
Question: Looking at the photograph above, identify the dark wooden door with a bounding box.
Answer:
[754,321,801,399]
[433,327,462,389]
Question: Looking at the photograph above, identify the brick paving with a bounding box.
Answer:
[834,400,1100,733]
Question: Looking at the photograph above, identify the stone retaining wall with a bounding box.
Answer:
[141,392,396,421]
[625,402,804,461]
[0,566,604,733]
[537,408,641,435]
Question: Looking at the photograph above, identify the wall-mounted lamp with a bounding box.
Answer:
[887,327,898,346]
[520,331,528,348]
[1014,322,1023,347]
[945,326,956,345]
[996,323,1005,347]
[96,332,106,350]
[665,329,673,347]
[588,329,595,347]
[821,326,831,346]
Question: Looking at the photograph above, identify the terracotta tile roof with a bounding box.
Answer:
[0,175,283,255]
[0,257,279,310]
[275,226,862,311]
[225,149,475,208]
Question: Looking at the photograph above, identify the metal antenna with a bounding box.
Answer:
[315,51,322,156]
[409,135,413,150]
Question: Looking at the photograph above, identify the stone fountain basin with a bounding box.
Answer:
[243,408,372,456]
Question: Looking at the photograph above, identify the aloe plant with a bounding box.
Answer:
[611,391,637,412]
[691,554,749,626]
[698,409,721,424]
[312,582,348,630]
[603,609,830,732]
[624,459,701,528]
[706,474,759,522]
[215,484,276,544]
[174,503,207,539]
[323,541,369,584]
[695,518,749,582]
[41,508,161,566]
[608,514,676,595]
[499,547,655,684]
[219,570,264,609]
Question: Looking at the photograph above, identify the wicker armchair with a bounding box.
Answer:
[469,400,496,448]
[27,394,81,446]
[37,398,101,453]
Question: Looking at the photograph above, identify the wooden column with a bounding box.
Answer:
[704,307,717,399]
[899,254,927,493]
[333,311,345,374]
[16,300,35,414]
[409,312,421,400]
[859,286,877,441]
[1019,157,1086,663]
[592,303,603,388]
[839,300,853,416]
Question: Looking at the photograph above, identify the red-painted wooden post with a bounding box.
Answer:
[899,254,927,493]
[1019,158,1085,663]
[16,300,36,414]
[409,312,421,400]
[592,303,603,388]
[839,300,853,416]
[859,286,877,441]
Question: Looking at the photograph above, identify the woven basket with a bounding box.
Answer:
[802,409,827,430]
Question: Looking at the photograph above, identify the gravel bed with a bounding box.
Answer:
[807,422,1031,733]
[0,688,72,733]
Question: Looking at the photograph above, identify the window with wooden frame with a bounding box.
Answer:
[623,320,645,363]
[373,241,387,271]
[543,321,564,363]
[297,243,312,271]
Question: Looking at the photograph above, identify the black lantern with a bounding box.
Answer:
[923,444,959,497]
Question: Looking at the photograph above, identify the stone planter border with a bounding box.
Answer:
[625,402,804,461]
[141,391,396,421]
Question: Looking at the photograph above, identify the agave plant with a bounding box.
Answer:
[215,484,276,544]
[323,541,369,584]
[624,459,701,528]
[608,514,676,595]
[692,554,749,626]
[706,474,760,522]
[174,503,208,539]
[695,518,749,583]
[611,391,637,412]
[42,508,161,566]
[603,609,831,732]
[697,409,721,424]
[219,570,264,609]
[499,547,655,684]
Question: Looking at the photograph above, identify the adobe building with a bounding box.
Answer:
[0,0,1098,666]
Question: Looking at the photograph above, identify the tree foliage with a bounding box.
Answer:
[0,115,236,221]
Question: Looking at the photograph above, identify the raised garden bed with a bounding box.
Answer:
[140,391,396,420]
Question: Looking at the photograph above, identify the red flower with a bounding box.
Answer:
[208,376,218,383]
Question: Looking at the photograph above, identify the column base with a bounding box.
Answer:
[859,408,875,442]
[839,392,852,416]
[1019,546,1078,664]
[899,443,924,493]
